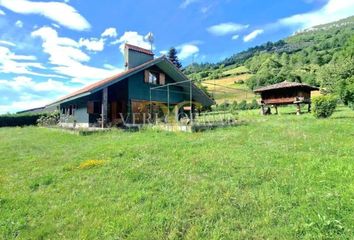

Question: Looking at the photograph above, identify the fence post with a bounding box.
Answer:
[190,80,193,123]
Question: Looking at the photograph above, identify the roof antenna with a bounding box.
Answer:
[146,32,154,52]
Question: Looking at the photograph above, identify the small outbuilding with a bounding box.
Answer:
[254,81,319,115]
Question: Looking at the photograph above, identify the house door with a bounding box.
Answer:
[111,101,126,125]
[111,101,117,122]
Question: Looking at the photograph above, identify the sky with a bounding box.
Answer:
[0,0,353,113]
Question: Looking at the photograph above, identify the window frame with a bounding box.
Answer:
[148,71,160,85]
[144,70,166,86]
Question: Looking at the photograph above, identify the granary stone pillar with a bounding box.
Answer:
[102,87,108,128]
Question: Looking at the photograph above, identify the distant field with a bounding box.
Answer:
[202,73,255,103]
[1,106,353,239]
[222,66,250,76]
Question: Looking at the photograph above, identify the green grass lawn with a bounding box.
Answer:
[1,107,354,239]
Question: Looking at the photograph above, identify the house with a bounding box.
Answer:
[254,81,319,115]
[47,44,214,128]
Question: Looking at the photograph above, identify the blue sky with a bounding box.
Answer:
[0,0,353,113]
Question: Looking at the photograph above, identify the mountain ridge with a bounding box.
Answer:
[184,16,354,75]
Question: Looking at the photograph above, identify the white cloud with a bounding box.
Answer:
[51,23,61,29]
[243,29,264,42]
[32,26,123,84]
[180,0,199,8]
[32,27,89,65]
[112,31,153,54]
[79,38,105,52]
[0,75,81,113]
[0,9,5,15]
[177,44,199,60]
[0,46,64,77]
[77,27,119,52]
[201,6,211,14]
[0,98,51,114]
[0,40,16,47]
[207,22,249,36]
[159,50,168,55]
[101,27,118,38]
[277,0,354,30]
[103,64,117,70]
[0,0,90,31]
[231,35,239,40]
[15,20,23,28]
[0,76,76,92]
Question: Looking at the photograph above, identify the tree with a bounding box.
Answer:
[167,47,182,69]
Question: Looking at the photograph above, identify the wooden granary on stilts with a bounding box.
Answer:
[254,81,319,115]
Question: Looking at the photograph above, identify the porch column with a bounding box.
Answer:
[102,87,108,128]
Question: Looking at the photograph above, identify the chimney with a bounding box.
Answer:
[124,44,154,70]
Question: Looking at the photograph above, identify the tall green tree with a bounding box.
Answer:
[167,47,182,69]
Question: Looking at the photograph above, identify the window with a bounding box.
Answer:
[148,71,159,84]
[72,105,76,116]
[62,105,76,116]
[144,70,166,85]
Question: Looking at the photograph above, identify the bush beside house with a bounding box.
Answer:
[37,111,60,127]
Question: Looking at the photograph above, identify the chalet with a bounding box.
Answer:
[47,44,214,128]
[254,81,319,115]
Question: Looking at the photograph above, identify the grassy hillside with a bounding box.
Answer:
[189,65,256,104]
[202,74,255,103]
[185,16,354,105]
[1,106,354,239]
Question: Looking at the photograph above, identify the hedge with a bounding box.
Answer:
[0,113,46,127]
[215,99,260,112]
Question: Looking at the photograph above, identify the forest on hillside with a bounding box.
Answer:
[184,16,354,108]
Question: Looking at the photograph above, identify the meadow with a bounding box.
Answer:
[0,107,353,239]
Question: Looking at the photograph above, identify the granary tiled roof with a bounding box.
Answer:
[254,81,319,93]
[125,43,154,55]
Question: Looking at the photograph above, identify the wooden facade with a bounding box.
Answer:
[254,81,319,115]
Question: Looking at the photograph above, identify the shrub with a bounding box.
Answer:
[216,102,230,111]
[0,113,46,127]
[37,111,60,127]
[312,95,337,118]
[237,100,248,110]
[349,101,354,111]
[230,101,238,114]
[247,99,260,110]
[340,82,354,107]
